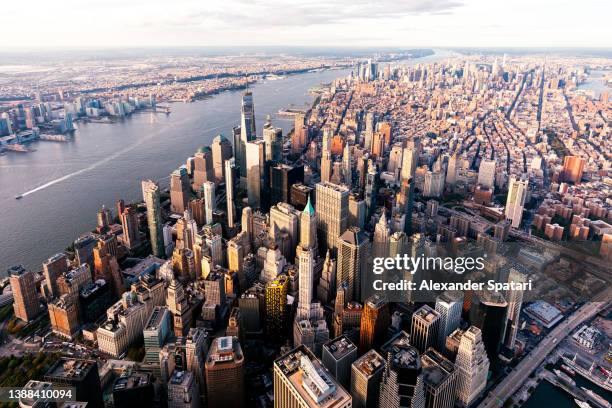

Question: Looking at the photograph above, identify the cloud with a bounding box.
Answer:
[149,0,464,29]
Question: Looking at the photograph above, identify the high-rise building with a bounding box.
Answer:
[205,336,245,408]
[143,306,172,365]
[321,128,333,183]
[270,163,304,206]
[185,327,208,399]
[421,348,457,408]
[351,349,386,408]
[237,91,256,178]
[505,177,528,228]
[270,202,301,261]
[48,294,80,339]
[273,345,352,408]
[44,359,104,408]
[9,265,40,322]
[211,134,233,183]
[378,342,425,408]
[337,227,369,302]
[562,155,585,184]
[455,327,489,407]
[167,370,201,408]
[202,181,216,225]
[315,182,350,252]
[477,159,496,189]
[348,193,366,230]
[225,158,237,228]
[469,291,508,366]
[322,335,358,389]
[170,167,191,214]
[142,180,164,258]
[120,205,141,250]
[266,275,288,339]
[316,250,336,304]
[167,277,193,337]
[435,291,464,350]
[411,305,441,353]
[263,121,283,162]
[359,295,390,353]
[43,253,68,298]
[246,139,265,209]
[504,268,526,351]
[193,146,214,189]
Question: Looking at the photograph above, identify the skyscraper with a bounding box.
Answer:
[225,158,237,228]
[421,348,457,408]
[202,181,215,225]
[193,146,214,188]
[411,305,441,354]
[337,227,369,302]
[43,253,68,298]
[44,359,104,408]
[205,336,244,408]
[505,177,528,228]
[378,342,425,408]
[469,290,507,368]
[274,345,352,408]
[142,180,164,258]
[211,134,233,183]
[359,295,390,353]
[477,159,496,189]
[455,327,489,407]
[246,139,265,209]
[435,291,464,350]
[263,121,283,162]
[322,335,358,389]
[237,91,256,178]
[315,182,349,252]
[9,265,40,322]
[562,155,585,184]
[120,205,141,250]
[320,126,333,183]
[168,370,201,408]
[170,167,191,214]
[269,163,304,206]
[266,274,288,339]
[504,268,526,351]
[351,349,386,408]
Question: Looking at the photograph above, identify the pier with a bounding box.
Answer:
[563,354,612,392]
[543,370,610,408]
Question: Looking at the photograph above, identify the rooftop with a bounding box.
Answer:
[45,358,96,380]
[323,336,357,361]
[352,349,385,378]
[113,371,151,392]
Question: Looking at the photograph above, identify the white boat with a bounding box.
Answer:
[581,387,611,408]
[575,399,591,408]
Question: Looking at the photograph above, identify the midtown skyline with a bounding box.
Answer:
[1,0,611,48]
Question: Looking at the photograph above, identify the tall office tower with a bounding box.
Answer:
[504,268,526,351]
[315,181,349,252]
[411,305,441,353]
[188,198,206,227]
[504,177,528,228]
[363,112,374,150]
[321,149,333,183]
[317,250,336,304]
[92,240,123,297]
[265,275,288,339]
[426,199,439,218]
[270,202,300,260]
[292,113,307,153]
[48,294,80,339]
[112,372,155,408]
[185,328,208,399]
[96,205,112,233]
[246,139,265,209]
[435,291,464,350]
[193,146,214,189]
[120,206,140,250]
[445,153,458,187]
[351,350,386,408]
[322,335,358,389]
[9,265,39,322]
[260,245,287,283]
[57,264,92,297]
[170,167,191,214]
[337,227,369,302]
[469,291,508,367]
[142,180,165,258]
[421,348,457,408]
[143,306,171,365]
[388,144,403,175]
[44,359,104,408]
[205,336,245,408]
[201,181,215,225]
[239,283,265,334]
[455,327,489,407]
[477,159,496,189]
[342,142,352,186]
[167,278,193,337]
[225,158,237,228]
[263,121,283,162]
[400,144,419,182]
[423,171,444,198]
[364,160,377,218]
[378,343,425,408]
[236,91,256,178]
[211,134,233,183]
[373,211,390,259]
[270,163,304,205]
[242,206,254,244]
[274,345,352,408]
[359,295,390,353]
[167,370,200,408]
[43,253,68,298]
[562,155,585,184]
[348,193,366,230]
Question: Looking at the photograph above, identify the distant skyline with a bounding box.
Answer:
[2,0,611,49]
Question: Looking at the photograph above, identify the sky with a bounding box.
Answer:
[2,0,611,48]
